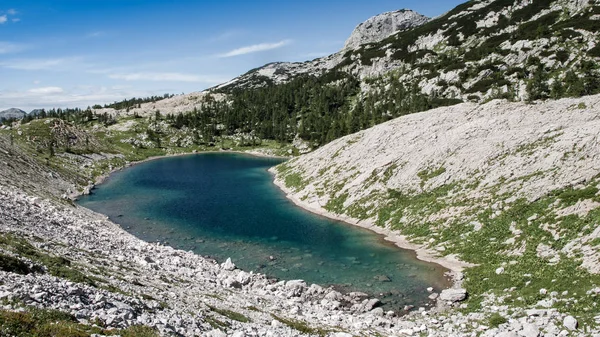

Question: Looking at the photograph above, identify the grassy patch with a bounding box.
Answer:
[488,312,508,327]
[284,172,308,192]
[208,305,250,323]
[0,233,101,287]
[271,314,329,336]
[557,186,599,206]
[0,254,42,275]
[417,166,446,186]
[0,307,158,337]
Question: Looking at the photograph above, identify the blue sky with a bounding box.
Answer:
[0,0,464,111]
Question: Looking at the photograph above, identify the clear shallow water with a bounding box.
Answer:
[78,153,449,310]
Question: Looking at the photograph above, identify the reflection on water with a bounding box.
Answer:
[78,153,449,310]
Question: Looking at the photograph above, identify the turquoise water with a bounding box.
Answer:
[78,153,448,310]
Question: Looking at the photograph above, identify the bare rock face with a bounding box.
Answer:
[343,9,429,50]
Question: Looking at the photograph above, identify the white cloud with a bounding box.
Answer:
[0,15,7,24]
[12,18,20,23]
[28,86,64,95]
[0,86,170,112]
[0,42,26,54]
[7,9,17,15]
[0,57,81,70]
[108,72,226,83]
[218,39,291,58]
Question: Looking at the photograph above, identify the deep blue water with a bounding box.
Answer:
[78,153,448,310]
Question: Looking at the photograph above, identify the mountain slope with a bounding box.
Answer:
[273,93,600,329]
[217,0,600,102]
[0,108,26,121]
[212,9,429,91]
[85,0,600,155]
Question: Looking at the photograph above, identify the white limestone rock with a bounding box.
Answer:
[343,10,429,50]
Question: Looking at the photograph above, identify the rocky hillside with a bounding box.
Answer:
[79,0,600,154]
[0,108,26,121]
[274,93,600,335]
[216,0,600,103]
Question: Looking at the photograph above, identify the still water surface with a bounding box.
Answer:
[78,153,448,310]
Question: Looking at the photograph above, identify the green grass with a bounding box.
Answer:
[0,253,42,275]
[488,312,508,327]
[417,166,446,186]
[0,233,102,287]
[0,307,158,337]
[208,305,250,323]
[271,314,330,336]
[284,172,308,192]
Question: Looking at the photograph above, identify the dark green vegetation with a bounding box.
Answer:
[0,306,158,337]
[100,93,174,110]
[347,0,600,102]
[212,71,461,147]
[0,233,101,287]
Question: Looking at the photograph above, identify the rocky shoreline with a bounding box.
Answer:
[270,170,475,284]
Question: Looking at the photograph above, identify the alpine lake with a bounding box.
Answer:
[78,153,449,311]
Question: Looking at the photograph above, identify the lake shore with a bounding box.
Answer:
[77,148,465,289]
[72,148,289,199]
[269,167,476,288]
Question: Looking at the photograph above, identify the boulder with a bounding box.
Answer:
[221,258,235,271]
[439,288,467,302]
[563,315,578,330]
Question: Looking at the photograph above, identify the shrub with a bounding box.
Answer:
[488,313,508,327]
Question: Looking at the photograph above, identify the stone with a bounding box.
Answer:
[206,330,227,337]
[563,315,578,330]
[496,267,505,275]
[221,258,236,271]
[519,323,540,337]
[330,333,353,337]
[356,298,381,312]
[439,288,467,302]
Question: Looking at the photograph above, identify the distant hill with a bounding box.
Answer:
[0,108,26,121]
[29,109,45,116]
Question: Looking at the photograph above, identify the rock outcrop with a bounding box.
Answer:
[343,10,429,50]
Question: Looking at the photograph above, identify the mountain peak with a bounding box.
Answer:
[343,9,429,50]
[0,108,26,120]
